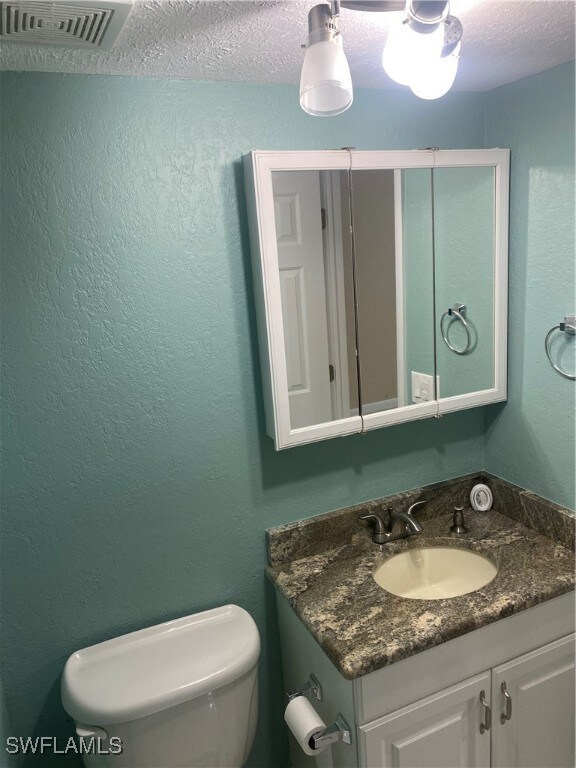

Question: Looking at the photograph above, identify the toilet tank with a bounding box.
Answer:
[61,605,260,768]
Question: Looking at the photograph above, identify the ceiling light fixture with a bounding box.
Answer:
[300,1,353,116]
[300,0,463,116]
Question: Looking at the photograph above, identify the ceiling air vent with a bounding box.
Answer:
[0,0,133,49]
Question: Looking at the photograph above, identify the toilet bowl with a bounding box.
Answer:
[61,605,260,768]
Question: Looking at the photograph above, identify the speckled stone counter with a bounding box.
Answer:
[266,475,575,681]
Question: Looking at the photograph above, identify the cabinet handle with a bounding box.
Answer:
[479,689,491,734]
[500,681,512,724]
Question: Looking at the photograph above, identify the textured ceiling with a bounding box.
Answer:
[0,0,574,91]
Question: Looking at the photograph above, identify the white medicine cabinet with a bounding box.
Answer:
[244,149,509,450]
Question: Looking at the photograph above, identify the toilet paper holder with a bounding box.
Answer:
[287,673,323,702]
[310,713,352,749]
[287,674,351,749]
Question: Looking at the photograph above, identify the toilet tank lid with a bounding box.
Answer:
[61,605,260,725]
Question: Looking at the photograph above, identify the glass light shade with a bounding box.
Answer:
[382,21,444,87]
[300,38,353,117]
[409,43,460,99]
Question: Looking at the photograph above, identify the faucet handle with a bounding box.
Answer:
[407,500,426,516]
[358,512,385,530]
[382,506,394,529]
[357,512,388,543]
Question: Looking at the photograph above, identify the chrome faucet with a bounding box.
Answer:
[357,512,389,544]
[358,500,425,545]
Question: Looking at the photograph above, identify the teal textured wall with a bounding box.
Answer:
[484,63,575,510]
[401,166,496,403]
[0,680,15,767]
[0,73,487,767]
[434,167,495,398]
[402,168,435,403]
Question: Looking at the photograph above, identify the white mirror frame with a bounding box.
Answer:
[244,149,509,450]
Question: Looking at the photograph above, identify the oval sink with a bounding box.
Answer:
[373,547,497,600]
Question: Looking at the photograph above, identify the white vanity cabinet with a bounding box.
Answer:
[491,635,575,768]
[360,672,491,768]
[276,592,575,768]
[359,635,575,768]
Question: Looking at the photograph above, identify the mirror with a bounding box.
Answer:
[351,168,436,416]
[272,167,439,432]
[245,150,508,449]
[351,165,497,415]
[432,166,495,399]
[272,169,358,431]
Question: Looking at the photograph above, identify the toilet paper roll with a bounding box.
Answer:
[284,696,327,756]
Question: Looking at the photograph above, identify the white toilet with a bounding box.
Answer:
[61,604,260,768]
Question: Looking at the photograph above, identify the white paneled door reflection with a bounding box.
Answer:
[273,171,332,429]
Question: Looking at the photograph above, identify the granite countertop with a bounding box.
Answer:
[267,487,575,680]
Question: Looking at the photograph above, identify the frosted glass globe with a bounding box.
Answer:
[410,44,460,99]
[300,38,353,117]
[382,22,444,87]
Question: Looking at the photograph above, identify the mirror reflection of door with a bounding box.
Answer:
[348,170,399,414]
[351,168,436,414]
[272,171,358,430]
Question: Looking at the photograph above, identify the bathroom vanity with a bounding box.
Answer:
[267,475,575,768]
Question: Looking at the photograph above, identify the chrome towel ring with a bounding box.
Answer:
[545,316,575,380]
[440,303,472,355]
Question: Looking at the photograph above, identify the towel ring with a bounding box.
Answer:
[440,303,472,355]
[544,316,575,380]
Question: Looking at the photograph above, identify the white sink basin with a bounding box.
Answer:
[373,547,497,600]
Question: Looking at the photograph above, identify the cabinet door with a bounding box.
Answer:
[492,634,575,768]
[358,672,491,768]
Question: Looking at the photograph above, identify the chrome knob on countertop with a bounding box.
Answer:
[450,505,467,534]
